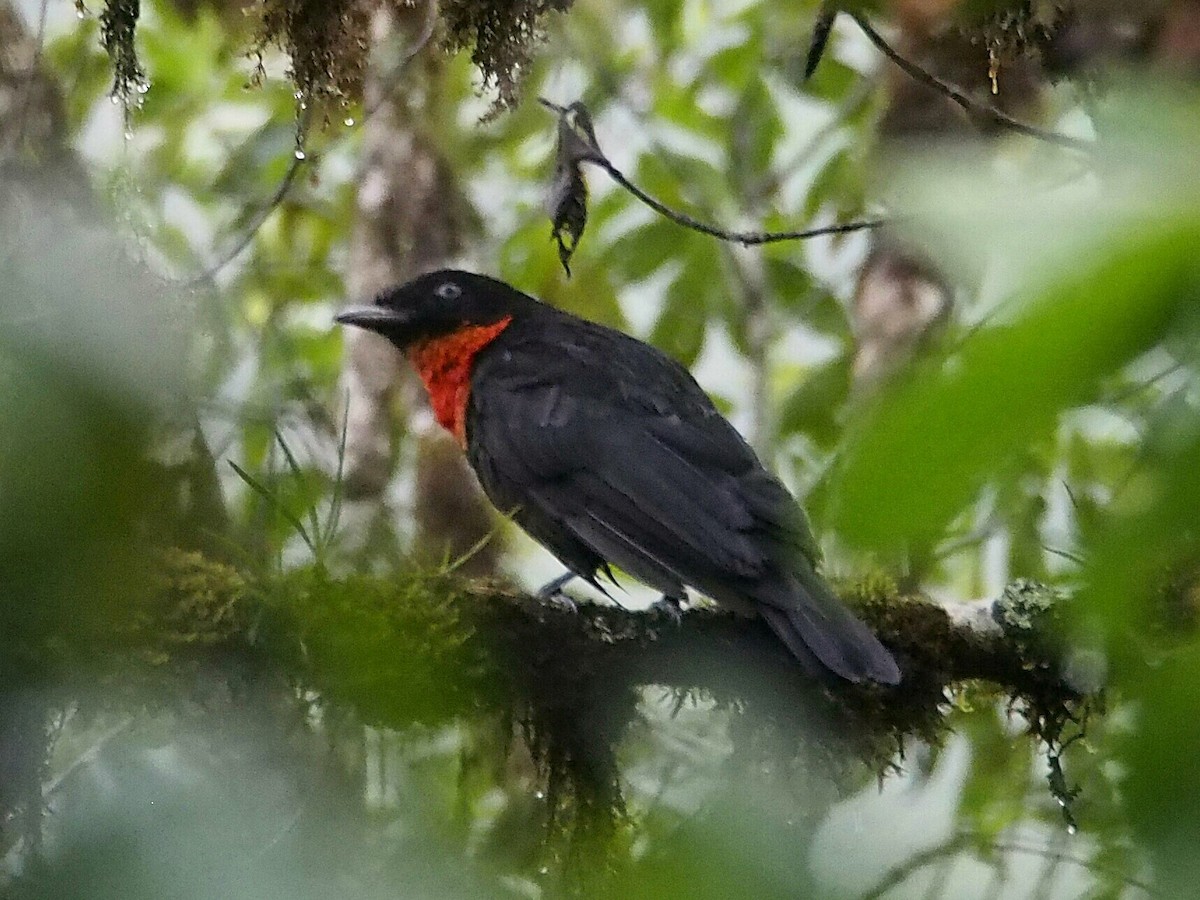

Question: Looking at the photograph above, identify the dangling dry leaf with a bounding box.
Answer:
[540,99,604,276]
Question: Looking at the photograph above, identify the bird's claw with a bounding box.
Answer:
[548,593,578,614]
[537,571,579,613]
[650,595,684,626]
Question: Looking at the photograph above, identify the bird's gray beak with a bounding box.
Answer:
[335,306,410,329]
[336,306,424,349]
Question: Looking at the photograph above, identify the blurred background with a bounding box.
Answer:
[2,0,1199,896]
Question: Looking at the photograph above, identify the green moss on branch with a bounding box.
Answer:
[131,551,1088,825]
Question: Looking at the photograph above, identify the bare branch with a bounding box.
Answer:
[539,97,882,270]
[861,833,1157,900]
[847,12,1092,153]
[599,158,884,245]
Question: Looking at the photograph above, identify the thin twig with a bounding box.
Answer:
[1043,545,1086,566]
[991,841,1157,897]
[184,152,305,289]
[847,12,1092,154]
[597,157,883,245]
[860,834,974,900]
[859,832,1158,900]
[541,98,884,249]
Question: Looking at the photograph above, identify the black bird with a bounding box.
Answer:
[336,270,900,684]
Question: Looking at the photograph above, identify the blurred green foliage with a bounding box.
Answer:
[2,0,1200,897]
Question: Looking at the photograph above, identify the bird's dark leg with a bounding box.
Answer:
[537,571,576,599]
[650,592,685,625]
[537,571,578,612]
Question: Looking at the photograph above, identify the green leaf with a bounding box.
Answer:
[650,239,722,366]
[825,220,1198,550]
[604,219,678,283]
[228,460,315,555]
[651,272,708,367]
[778,354,852,448]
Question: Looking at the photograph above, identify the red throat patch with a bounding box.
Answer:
[408,317,512,447]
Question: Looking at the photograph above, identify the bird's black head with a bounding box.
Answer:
[335,269,540,350]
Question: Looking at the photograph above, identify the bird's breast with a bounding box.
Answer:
[407,318,512,447]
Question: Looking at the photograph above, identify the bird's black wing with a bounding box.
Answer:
[467,315,898,684]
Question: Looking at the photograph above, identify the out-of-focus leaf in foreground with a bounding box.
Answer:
[0,174,187,670]
[823,103,1200,551]
[823,91,1200,893]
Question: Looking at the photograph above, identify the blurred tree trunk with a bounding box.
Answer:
[853,0,1200,390]
[850,1,1044,388]
[0,2,85,182]
[339,5,499,576]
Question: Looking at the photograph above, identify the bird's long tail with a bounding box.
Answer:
[758,572,901,685]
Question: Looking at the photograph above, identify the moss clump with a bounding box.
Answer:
[132,549,249,663]
[993,578,1067,667]
[99,0,146,101]
[255,0,376,113]
[252,0,577,113]
[963,0,1064,65]
[254,568,492,726]
[96,0,573,117]
[994,578,1062,633]
[833,571,902,609]
[440,0,574,112]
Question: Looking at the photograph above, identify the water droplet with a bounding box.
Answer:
[294,149,306,160]
[344,117,355,127]
[110,95,121,105]
[76,8,86,18]
[136,82,150,95]
[538,867,549,876]
[299,101,308,111]
[123,129,133,141]
[1066,824,1077,835]
[534,791,545,800]
[1057,798,1066,807]
[293,91,304,101]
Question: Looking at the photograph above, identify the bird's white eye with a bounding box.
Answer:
[435,282,462,300]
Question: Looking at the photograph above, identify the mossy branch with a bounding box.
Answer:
[135,551,1091,826]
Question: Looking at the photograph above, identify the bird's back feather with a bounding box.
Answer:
[466,309,899,684]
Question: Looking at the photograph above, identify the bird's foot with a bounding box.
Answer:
[548,593,578,614]
[650,594,684,625]
[537,571,578,613]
